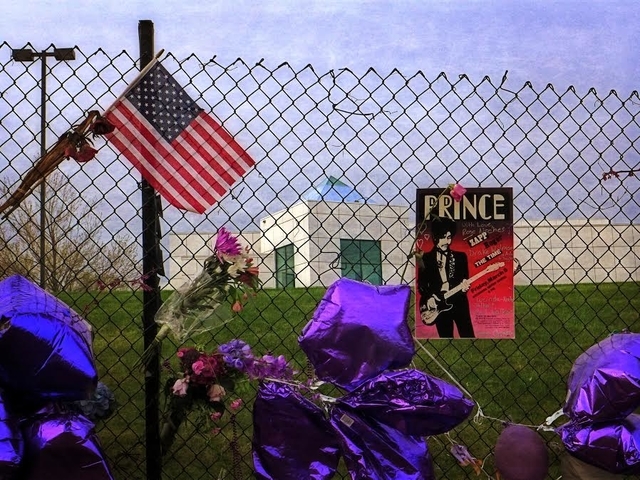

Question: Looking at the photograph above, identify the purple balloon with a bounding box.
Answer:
[0,389,23,479]
[329,406,434,480]
[252,382,340,480]
[299,278,414,391]
[0,275,97,401]
[20,409,115,480]
[559,414,640,475]
[337,369,474,437]
[564,332,640,424]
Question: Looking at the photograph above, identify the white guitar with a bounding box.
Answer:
[420,262,505,325]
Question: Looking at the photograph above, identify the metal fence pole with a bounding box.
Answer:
[10,47,75,288]
[138,19,163,480]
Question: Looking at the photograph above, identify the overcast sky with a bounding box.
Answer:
[2,0,639,235]
[3,0,640,95]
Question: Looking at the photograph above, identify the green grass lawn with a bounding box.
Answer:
[58,282,640,479]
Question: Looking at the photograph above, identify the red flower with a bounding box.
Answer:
[189,352,225,384]
[89,114,115,136]
[64,145,78,160]
[76,144,98,163]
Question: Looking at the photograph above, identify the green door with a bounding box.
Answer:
[275,244,295,288]
[340,239,382,285]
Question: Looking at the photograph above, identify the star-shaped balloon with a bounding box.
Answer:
[253,278,475,479]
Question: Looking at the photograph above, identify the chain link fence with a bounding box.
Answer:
[1,42,639,479]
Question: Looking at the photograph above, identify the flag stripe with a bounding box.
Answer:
[191,116,248,178]
[106,105,209,212]
[176,125,238,189]
[199,113,256,170]
[106,132,196,212]
[172,134,232,197]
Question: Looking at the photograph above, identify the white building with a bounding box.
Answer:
[168,177,640,289]
[169,176,413,289]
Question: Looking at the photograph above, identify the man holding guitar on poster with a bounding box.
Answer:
[417,217,475,338]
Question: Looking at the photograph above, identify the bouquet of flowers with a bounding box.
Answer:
[160,339,295,452]
[140,227,260,368]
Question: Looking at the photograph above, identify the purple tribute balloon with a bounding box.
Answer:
[0,275,97,401]
[564,332,640,424]
[252,382,340,480]
[329,406,434,480]
[559,414,640,475]
[337,369,474,437]
[299,278,414,391]
[20,409,115,480]
[0,389,23,479]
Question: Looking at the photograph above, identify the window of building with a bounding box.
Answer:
[340,239,382,285]
[275,244,295,288]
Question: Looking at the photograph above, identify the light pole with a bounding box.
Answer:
[11,47,75,288]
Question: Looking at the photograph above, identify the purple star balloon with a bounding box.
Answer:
[252,382,340,480]
[564,332,640,424]
[337,369,474,436]
[0,275,97,401]
[299,278,414,391]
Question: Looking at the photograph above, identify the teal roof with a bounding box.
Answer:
[303,176,365,202]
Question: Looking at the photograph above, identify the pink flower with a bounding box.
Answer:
[232,300,243,313]
[207,384,226,402]
[214,227,242,258]
[230,398,243,410]
[450,183,467,202]
[171,378,189,396]
[210,411,222,421]
[192,360,205,375]
[210,427,221,436]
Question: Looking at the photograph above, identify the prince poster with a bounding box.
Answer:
[415,187,515,339]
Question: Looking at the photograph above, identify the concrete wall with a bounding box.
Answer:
[168,210,639,289]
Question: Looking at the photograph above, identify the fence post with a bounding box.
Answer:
[138,19,163,480]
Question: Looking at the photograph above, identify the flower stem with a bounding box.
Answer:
[136,324,172,370]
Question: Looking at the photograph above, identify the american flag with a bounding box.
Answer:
[104,61,256,213]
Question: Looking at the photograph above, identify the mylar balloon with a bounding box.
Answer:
[564,332,640,424]
[0,275,97,401]
[337,369,474,436]
[559,414,640,475]
[20,409,115,480]
[0,388,22,479]
[299,278,414,391]
[252,382,340,480]
[329,406,434,480]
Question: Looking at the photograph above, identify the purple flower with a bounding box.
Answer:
[218,339,254,371]
[247,354,294,381]
[214,227,242,259]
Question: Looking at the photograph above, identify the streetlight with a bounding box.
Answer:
[11,47,76,288]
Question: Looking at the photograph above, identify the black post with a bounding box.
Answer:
[139,19,163,480]
[39,54,47,288]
